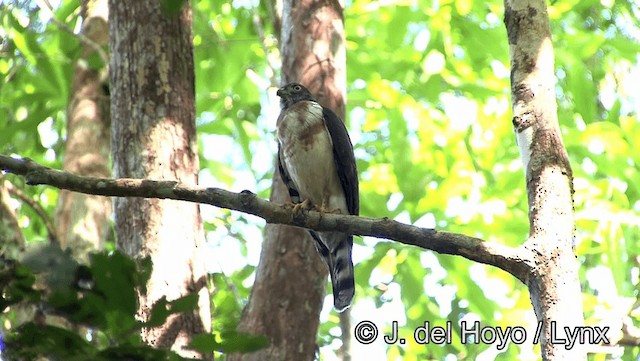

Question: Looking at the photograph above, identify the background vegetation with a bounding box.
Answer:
[1,0,639,359]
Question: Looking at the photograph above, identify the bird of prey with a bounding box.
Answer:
[275,82,359,312]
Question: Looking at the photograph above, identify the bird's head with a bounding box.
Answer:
[277,83,314,109]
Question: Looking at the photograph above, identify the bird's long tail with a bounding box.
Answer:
[311,231,355,312]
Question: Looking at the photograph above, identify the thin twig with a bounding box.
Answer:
[3,179,58,244]
[35,0,109,68]
[263,0,281,42]
[252,8,279,87]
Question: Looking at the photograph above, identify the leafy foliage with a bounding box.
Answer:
[2,0,640,359]
[0,248,267,360]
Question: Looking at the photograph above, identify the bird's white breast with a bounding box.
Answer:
[277,101,348,212]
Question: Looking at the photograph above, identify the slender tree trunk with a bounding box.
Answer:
[231,1,347,360]
[54,0,111,263]
[109,1,211,357]
[504,1,585,360]
[0,180,25,259]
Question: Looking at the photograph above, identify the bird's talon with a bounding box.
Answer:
[316,205,343,214]
[292,199,313,216]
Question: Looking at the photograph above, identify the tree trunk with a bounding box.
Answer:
[54,0,111,263]
[109,1,211,357]
[0,180,25,259]
[231,1,347,360]
[504,0,585,359]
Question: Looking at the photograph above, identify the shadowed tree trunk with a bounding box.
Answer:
[54,0,111,263]
[109,1,211,357]
[504,0,584,359]
[230,0,347,360]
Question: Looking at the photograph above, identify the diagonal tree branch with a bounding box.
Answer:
[0,154,534,281]
[4,179,58,244]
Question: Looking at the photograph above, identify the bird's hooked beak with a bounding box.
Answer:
[276,87,286,97]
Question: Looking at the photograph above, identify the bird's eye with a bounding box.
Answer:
[293,85,302,92]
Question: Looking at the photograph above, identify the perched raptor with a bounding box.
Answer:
[275,83,359,312]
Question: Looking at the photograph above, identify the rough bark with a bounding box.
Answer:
[1,154,533,282]
[108,1,211,357]
[504,1,584,360]
[54,0,111,263]
[230,1,346,360]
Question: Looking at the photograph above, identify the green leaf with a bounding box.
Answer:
[145,293,199,328]
[189,331,269,354]
[4,323,95,360]
[90,251,139,317]
[161,0,188,16]
[97,344,192,361]
[0,262,40,310]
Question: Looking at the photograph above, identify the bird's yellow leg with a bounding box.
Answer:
[317,195,342,214]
